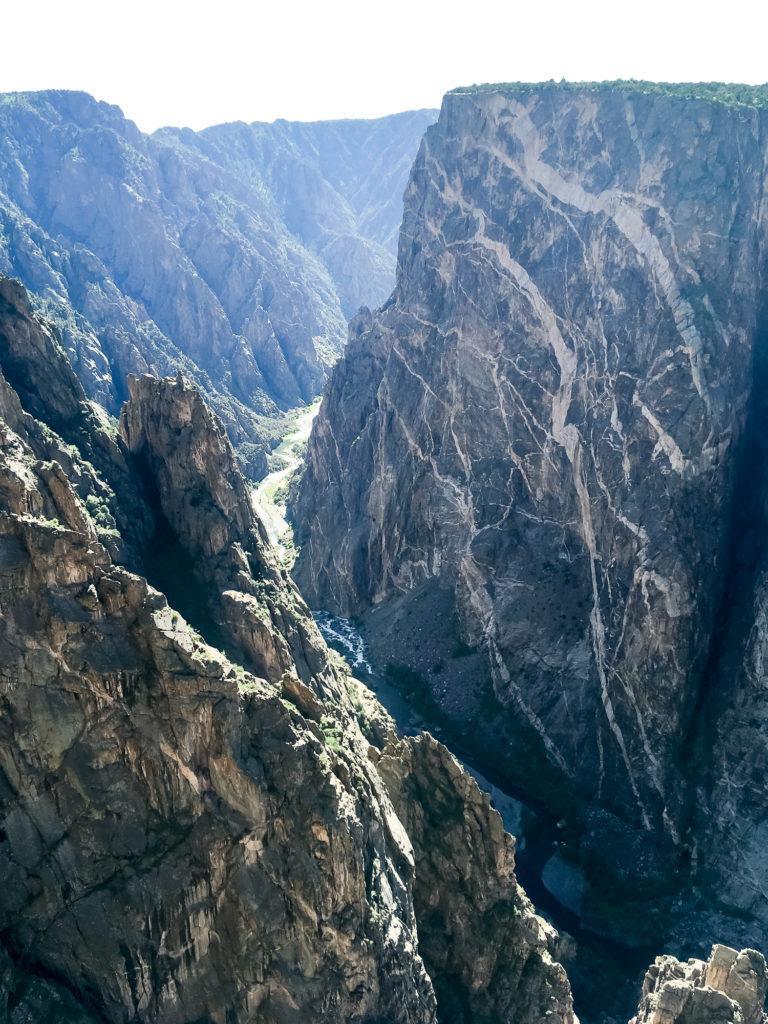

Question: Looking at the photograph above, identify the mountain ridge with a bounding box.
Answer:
[0,89,436,475]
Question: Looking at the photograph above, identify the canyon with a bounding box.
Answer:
[0,274,576,1023]
[0,90,435,475]
[2,78,768,1023]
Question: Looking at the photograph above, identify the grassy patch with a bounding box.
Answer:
[320,715,344,753]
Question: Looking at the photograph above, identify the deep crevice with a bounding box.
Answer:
[128,449,228,654]
[0,927,112,1024]
[679,297,768,824]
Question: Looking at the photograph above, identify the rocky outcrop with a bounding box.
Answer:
[378,733,575,1024]
[119,372,336,690]
[293,82,768,940]
[0,274,152,564]
[0,278,578,1023]
[631,945,768,1024]
[0,90,435,474]
[0,501,435,1022]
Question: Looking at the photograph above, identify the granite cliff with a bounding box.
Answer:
[293,82,768,947]
[0,275,577,1023]
[0,91,435,475]
[632,944,768,1024]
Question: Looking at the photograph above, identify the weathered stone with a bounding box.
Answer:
[631,945,768,1024]
[293,82,768,941]
[379,733,575,1024]
[723,951,768,1024]
[119,371,340,692]
[707,948,741,993]
[281,670,325,720]
[0,278,578,1023]
[0,334,437,1023]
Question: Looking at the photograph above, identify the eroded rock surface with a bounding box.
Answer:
[632,945,768,1024]
[119,372,336,689]
[379,733,575,1024]
[292,83,768,951]
[0,277,578,1023]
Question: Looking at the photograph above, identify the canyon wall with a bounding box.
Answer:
[293,82,768,941]
[0,92,435,474]
[0,274,575,1024]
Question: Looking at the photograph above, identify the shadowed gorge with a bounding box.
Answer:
[4,74,768,1024]
[0,274,583,1024]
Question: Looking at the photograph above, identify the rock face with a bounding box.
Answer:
[632,945,768,1024]
[0,274,151,565]
[0,275,576,1024]
[118,372,332,688]
[378,733,574,1024]
[293,82,768,939]
[157,112,435,314]
[0,90,435,474]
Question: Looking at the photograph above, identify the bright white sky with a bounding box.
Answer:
[2,0,766,132]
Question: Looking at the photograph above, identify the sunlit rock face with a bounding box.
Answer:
[0,274,579,1024]
[0,90,436,475]
[294,82,768,935]
[631,945,768,1024]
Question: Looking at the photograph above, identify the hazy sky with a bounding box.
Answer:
[2,0,766,132]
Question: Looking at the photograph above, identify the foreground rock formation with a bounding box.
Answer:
[632,945,768,1024]
[0,90,435,474]
[293,82,768,946]
[0,274,577,1023]
[379,734,573,1024]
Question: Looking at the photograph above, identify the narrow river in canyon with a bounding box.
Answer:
[315,611,657,1022]
[252,411,654,1021]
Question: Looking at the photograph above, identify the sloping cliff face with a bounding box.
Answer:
[119,373,333,688]
[378,734,573,1024]
[155,110,435,316]
[293,83,768,931]
[0,275,576,1024]
[0,91,435,474]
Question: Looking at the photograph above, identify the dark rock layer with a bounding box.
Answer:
[293,83,768,942]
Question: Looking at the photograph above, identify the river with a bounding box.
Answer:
[252,399,320,560]
[314,610,655,1021]
[251,412,652,1018]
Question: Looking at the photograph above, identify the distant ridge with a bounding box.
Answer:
[0,89,436,475]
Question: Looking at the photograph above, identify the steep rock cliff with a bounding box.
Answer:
[155,110,436,315]
[0,91,435,474]
[631,945,768,1024]
[378,733,574,1024]
[0,277,579,1023]
[0,274,152,564]
[118,372,337,689]
[293,83,768,937]
[0,494,435,1023]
